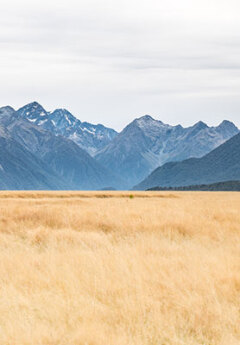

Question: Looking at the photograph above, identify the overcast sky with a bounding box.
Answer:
[1,0,240,130]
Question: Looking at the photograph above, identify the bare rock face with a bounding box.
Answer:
[17,102,117,156]
[0,106,121,190]
[96,115,239,188]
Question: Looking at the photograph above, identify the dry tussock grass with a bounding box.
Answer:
[0,191,239,345]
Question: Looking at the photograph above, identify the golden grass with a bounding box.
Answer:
[0,191,239,345]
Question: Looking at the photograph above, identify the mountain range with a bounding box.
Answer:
[95,115,239,187]
[0,106,120,190]
[17,102,117,155]
[0,101,239,190]
[134,132,240,190]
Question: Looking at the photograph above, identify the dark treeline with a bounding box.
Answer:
[148,181,240,191]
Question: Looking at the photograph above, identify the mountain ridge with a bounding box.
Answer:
[0,107,68,190]
[1,101,239,190]
[134,132,240,190]
[95,114,239,187]
[17,102,118,155]
[0,107,122,190]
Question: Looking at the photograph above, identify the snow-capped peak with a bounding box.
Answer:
[16,102,118,155]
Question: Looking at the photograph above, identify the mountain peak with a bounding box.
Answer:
[30,101,41,106]
[218,120,238,130]
[134,115,166,129]
[136,115,164,124]
[138,115,155,121]
[25,101,45,111]
[49,108,78,128]
[16,102,117,155]
[193,121,208,130]
[0,106,15,116]
[17,102,47,120]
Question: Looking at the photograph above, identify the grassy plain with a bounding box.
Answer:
[0,191,239,345]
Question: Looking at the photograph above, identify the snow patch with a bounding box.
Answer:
[38,119,47,125]
[69,132,79,140]
[65,115,72,125]
[82,127,95,134]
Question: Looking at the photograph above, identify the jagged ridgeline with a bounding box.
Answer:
[0,102,239,190]
[0,106,121,190]
[95,116,239,187]
[17,102,117,156]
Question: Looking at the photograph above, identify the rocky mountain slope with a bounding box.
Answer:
[96,115,239,187]
[134,132,240,190]
[17,102,117,155]
[0,107,66,190]
[1,102,239,190]
[0,107,121,190]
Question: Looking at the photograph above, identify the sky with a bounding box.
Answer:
[1,0,240,131]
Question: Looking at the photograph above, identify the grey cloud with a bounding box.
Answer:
[1,0,240,130]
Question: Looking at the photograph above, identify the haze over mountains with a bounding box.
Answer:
[0,106,120,190]
[135,133,240,190]
[0,101,239,190]
[96,115,238,187]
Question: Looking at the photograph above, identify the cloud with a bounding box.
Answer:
[0,0,240,130]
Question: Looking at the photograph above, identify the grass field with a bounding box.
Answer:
[0,191,239,345]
